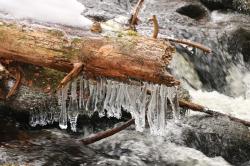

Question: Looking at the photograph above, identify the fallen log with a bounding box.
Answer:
[0,19,179,88]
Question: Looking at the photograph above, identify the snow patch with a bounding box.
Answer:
[0,0,92,28]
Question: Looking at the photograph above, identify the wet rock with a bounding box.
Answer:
[176,4,209,20]
[182,115,250,165]
[4,85,57,113]
[228,27,250,65]
[90,127,231,166]
[200,0,250,14]
[241,161,250,166]
[170,51,203,90]
[79,0,133,21]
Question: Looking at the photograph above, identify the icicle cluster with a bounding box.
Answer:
[55,76,180,135]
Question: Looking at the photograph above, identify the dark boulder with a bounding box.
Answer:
[200,0,250,14]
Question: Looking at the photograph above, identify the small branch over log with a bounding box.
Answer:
[164,37,212,53]
[81,119,135,145]
[57,62,83,89]
[6,67,21,99]
[179,100,250,127]
[129,0,144,30]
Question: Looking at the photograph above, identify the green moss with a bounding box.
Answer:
[108,36,137,53]
[47,29,64,37]
[126,30,138,36]
[22,64,65,91]
[72,37,82,45]
[117,32,123,37]
[116,30,138,38]
[41,68,65,90]
[6,23,16,28]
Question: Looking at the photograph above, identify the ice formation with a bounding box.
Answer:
[57,76,180,135]
[30,76,180,136]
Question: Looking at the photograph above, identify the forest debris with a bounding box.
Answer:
[0,62,9,78]
[57,62,83,89]
[164,37,212,53]
[179,100,250,127]
[6,67,21,99]
[91,21,102,33]
[129,0,144,30]
[81,119,135,145]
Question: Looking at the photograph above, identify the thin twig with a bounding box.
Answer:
[81,119,135,145]
[57,62,83,89]
[164,37,212,53]
[149,15,159,39]
[179,99,250,127]
[129,0,144,30]
[6,67,21,99]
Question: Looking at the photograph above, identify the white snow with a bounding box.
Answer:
[189,89,250,122]
[0,0,92,27]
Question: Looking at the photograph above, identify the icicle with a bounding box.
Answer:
[85,80,95,112]
[112,82,125,119]
[167,86,180,120]
[68,79,79,132]
[81,78,90,113]
[103,80,112,117]
[109,81,121,119]
[79,76,84,109]
[94,78,106,117]
[54,74,181,133]
[121,83,132,111]
[131,83,147,132]
[58,83,69,129]
[146,84,167,135]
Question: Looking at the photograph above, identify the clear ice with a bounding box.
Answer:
[30,75,180,135]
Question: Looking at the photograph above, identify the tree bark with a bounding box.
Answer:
[0,19,179,87]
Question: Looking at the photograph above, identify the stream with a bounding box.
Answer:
[0,0,250,165]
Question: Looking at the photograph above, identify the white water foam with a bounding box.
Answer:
[190,89,250,122]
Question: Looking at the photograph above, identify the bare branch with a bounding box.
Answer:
[6,67,21,99]
[81,119,135,145]
[149,15,159,39]
[129,0,144,30]
[179,99,250,127]
[164,37,212,53]
[57,62,83,89]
